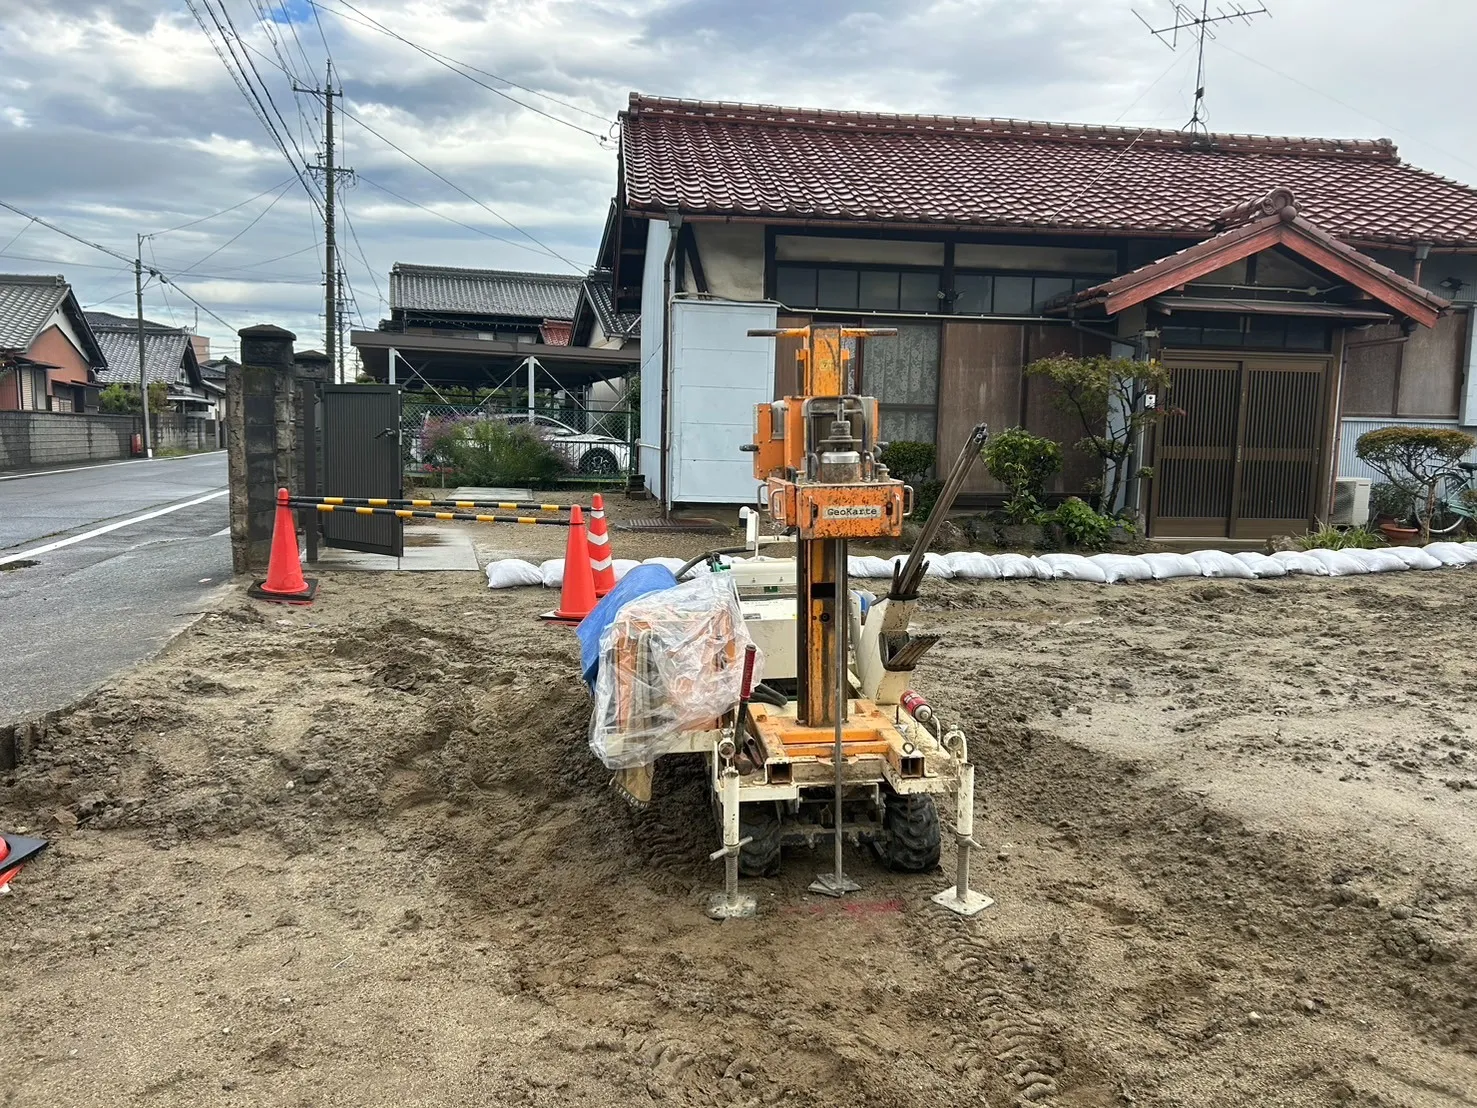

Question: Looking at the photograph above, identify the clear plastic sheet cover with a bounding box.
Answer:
[588,573,763,769]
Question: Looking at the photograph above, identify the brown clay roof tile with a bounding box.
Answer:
[621,95,1477,247]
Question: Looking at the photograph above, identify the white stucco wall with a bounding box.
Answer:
[669,298,778,504]
[638,219,669,500]
[690,223,765,301]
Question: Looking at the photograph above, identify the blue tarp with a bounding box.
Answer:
[577,564,680,687]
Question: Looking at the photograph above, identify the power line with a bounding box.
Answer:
[339,190,384,310]
[0,199,135,264]
[148,176,295,235]
[355,174,564,261]
[0,252,322,284]
[312,0,611,140]
[339,105,584,270]
[213,0,325,197]
[186,0,325,219]
[175,181,295,273]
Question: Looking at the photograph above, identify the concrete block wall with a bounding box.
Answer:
[0,411,137,469]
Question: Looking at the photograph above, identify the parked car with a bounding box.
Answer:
[495,413,630,475]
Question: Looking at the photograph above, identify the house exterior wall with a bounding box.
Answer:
[638,219,668,499]
[669,299,777,504]
[29,323,94,411]
[689,223,765,300]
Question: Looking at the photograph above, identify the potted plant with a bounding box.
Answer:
[1368,481,1419,544]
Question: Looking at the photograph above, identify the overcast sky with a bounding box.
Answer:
[2,0,1475,360]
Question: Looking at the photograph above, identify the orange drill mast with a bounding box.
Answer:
[745,324,905,727]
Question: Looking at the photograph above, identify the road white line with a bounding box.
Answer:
[211,527,232,537]
[0,453,223,482]
[0,488,229,567]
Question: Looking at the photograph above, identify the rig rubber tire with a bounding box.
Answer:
[737,802,783,877]
[879,793,942,872]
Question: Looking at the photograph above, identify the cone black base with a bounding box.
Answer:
[249,577,319,605]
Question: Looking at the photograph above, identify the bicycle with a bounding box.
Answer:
[1414,459,1477,536]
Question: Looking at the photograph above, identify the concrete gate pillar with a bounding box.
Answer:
[227,324,297,574]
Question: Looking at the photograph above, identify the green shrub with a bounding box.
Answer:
[881,440,941,520]
[1047,496,1115,549]
[1368,481,1413,522]
[448,418,571,488]
[880,440,936,482]
[1295,524,1385,550]
[98,380,168,414]
[982,427,1062,523]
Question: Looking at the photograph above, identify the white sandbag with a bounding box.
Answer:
[611,558,642,582]
[1343,548,1410,573]
[1139,552,1202,580]
[1304,548,1368,576]
[847,555,895,578]
[641,556,689,574]
[1089,553,1155,583]
[1187,549,1257,579]
[993,552,1048,579]
[942,551,1000,579]
[486,558,543,588]
[1036,553,1108,583]
[891,552,954,578]
[1233,551,1287,578]
[1269,550,1329,576]
[1423,541,1477,566]
[539,558,565,588]
[1383,546,1442,570]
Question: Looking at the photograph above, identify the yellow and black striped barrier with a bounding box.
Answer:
[285,498,573,527]
[306,495,571,512]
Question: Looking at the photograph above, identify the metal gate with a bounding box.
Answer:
[320,383,404,557]
[1150,355,1330,539]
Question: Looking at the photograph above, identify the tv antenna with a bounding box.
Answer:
[1135,1,1270,133]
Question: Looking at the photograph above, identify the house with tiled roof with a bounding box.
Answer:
[351,263,639,430]
[0,274,105,413]
[609,94,1477,538]
[84,312,211,417]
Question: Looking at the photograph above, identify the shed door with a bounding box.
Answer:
[1150,355,1329,539]
[321,384,403,556]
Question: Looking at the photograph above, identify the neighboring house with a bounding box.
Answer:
[570,268,641,411]
[85,312,211,418]
[350,263,639,431]
[198,355,237,423]
[609,94,1477,539]
[0,274,105,413]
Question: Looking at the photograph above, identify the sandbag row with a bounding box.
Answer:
[487,541,1477,589]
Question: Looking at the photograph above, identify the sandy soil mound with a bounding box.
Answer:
[2,560,1475,1107]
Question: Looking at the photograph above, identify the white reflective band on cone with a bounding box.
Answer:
[591,557,613,572]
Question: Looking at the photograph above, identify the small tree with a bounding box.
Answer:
[1355,426,1476,541]
[1024,354,1174,516]
[982,427,1061,523]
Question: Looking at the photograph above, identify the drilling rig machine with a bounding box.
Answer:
[587,324,991,918]
[708,323,991,916]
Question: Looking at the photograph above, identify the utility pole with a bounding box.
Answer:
[135,233,153,459]
[323,61,336,383]
[294,62,352,381]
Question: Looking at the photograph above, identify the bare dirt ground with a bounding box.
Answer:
[3,505,1475,1108]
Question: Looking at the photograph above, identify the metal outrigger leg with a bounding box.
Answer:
[707,752,757,920]
[932,734,994,917]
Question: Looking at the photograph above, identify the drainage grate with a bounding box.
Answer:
[620,517,731,535]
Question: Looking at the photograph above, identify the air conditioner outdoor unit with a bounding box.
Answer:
[1331,477,1371,526]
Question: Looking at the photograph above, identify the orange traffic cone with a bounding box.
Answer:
[0,830,48,892]
[542,504,597,623]
[249,488,318,604]
[588,493,616,598]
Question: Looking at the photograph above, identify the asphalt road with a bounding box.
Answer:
[0,453,231,726]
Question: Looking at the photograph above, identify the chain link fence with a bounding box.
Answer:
[402,394,638,480]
